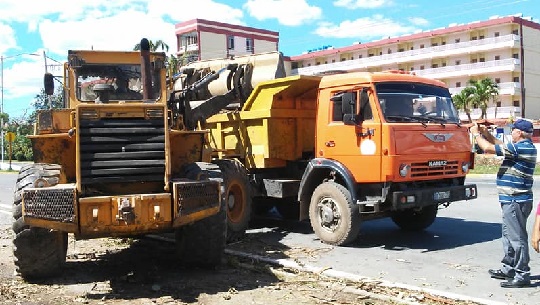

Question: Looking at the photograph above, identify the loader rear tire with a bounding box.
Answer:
[12,163,68,280]
[309,182,361,246]
[214,159,252,243]
[391,205,438,231]
[176,162,227,267]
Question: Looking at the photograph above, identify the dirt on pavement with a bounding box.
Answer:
[0,223,484,305]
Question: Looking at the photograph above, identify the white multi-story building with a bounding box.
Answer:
[174,19,279,63]
[290,14,540,121]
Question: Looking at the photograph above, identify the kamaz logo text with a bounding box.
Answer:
[423,133,454,142]
[428,160,447,167]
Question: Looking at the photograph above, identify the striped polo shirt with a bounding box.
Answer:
[495,139,537,204]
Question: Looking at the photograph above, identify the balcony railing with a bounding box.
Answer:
[458,106,520,121]
[449,82,520,96]
[292,34,520,76]
[413,58,520,79]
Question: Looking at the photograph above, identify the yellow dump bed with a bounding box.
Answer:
[206,75,321,169]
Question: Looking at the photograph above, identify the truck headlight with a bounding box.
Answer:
[399,164,410,177]
[461,162,470,173]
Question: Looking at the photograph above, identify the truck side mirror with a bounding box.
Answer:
[341,92,357,125]
[44,73,54,95]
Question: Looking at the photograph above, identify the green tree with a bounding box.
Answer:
[133,39,169,52]
[133,39,180,77]
[452,86,476,123]
[467,77,499,119]
[5,87,64,161]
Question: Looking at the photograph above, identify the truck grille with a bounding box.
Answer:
[174,180,220,216]
[79,117,165,185]
[23,187,76,223]
[410,160,459,177]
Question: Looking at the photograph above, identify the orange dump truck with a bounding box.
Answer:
[205,71,477,245]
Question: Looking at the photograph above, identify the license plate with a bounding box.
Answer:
[433,191,450,200]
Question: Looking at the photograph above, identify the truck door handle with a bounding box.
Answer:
[358,128,374,137]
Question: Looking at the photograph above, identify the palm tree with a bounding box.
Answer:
[452,86,476,123]
[133,39,169,52]
[467,78,499,119]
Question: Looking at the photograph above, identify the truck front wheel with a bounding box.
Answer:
[309,182,361,246]
[214,159,252,242]
[391,205,438,231]
[12,163,68,280]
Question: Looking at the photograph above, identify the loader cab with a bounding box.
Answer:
[62,50,167,108]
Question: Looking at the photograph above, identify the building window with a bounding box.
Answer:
[316,62,320,65]
[246,38,253,52]
[479,35,485,39]
[471,59,478,63]
[420,65,424,70]
[495,32,500,37]
[479,57,485,62]
[496,101,501,107]
[359,55,363,58]
[227,35,235,50]
[456,82,461,87]
[455,60,461,65]
[410,67,414,71]
[495,78,500,83]
[455,38,460,43]
[431,64,438,68]
[471,36,477,40]
[513,100,520,107]
[431,43,438,47]
[420,44,425,48]
[513,76,519,82]
[495,55,500,60]
[398,48,404,52]
[512,29,519,35]
[350,57,353,60]
[512,53,519,59]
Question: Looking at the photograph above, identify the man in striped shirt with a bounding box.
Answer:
[471,118,537,288]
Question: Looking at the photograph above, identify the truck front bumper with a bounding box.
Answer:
[391,184,477,210]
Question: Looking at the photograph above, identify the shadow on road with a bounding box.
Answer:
[27,237,283,303]
[346,216,500,252]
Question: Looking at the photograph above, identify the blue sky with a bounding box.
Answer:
[0,0,536,120]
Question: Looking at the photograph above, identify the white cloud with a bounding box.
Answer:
[314,15,420,39]
[333,0,392,9]
[244,0,321,26]
[39,10,177,56]
[0,22,17,54]
[409,17,429,26]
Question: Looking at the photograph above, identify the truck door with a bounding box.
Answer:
[317,89,382,182]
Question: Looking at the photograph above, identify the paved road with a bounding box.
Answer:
[248,176,540,305]
[1,172,540,304]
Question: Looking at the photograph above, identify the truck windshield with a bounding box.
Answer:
[375,82,460,124]
[75,64,160,102]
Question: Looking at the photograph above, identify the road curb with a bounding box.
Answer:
[225,249,507,305]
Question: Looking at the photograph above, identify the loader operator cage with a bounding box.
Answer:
[75,64,161,102]
[376,82,460,124]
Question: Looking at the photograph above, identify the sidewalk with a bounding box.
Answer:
[0,162,22,171]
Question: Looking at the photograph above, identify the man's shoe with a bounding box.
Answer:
[500,279,531,288]
[488,269,512,280]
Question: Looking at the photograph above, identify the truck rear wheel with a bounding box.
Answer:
[12,163,68,279]
[177,162,227,267]
[214,159,252,242]
[391,205,438,231]
[309,182,361,246]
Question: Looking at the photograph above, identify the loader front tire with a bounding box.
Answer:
[214,159,252,242]
[12,163,68,280]
[309,182,361,246]
[177,162,227,267]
